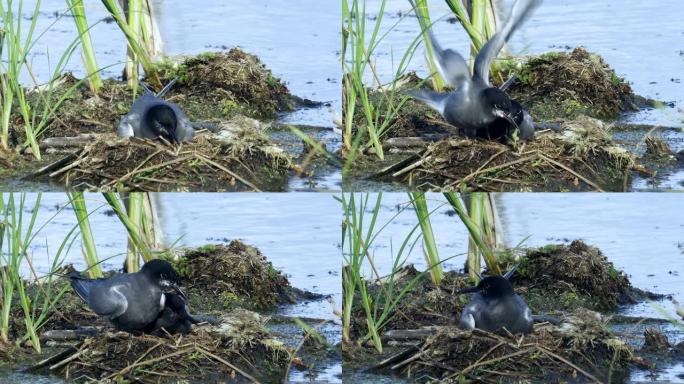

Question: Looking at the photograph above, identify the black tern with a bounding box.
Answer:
[408,0,540,141]
[458,266,534,334]
[117,79,195,143]
[144,291,195,335]
[70,259,181,332]
[144,290,219,335]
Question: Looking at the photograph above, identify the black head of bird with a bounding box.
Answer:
[459,275,515,298]
[140,259,181,288]
[146,104,179,143]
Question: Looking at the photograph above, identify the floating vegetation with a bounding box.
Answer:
[25,310,290,383]
[3,49,320,191]
[175,240,298,312]
[3,241,324,382]
[374,310,633,383]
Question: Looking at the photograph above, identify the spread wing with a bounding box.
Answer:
[473,0,542,86]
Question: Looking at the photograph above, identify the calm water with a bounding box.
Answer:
[347,193,684,382]
[361,0,684,190]
[4,193,342,383]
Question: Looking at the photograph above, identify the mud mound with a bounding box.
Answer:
[176,240,295,312]
[155,49,296,120]
[388,309,632,383]
[34,131,292,192]
[28,310,290,383]
[373,116,634,191]
[516,240,637,312]
[503,48,645,120]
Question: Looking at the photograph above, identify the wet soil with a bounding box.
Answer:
[0,241,335,383]
[344,240,666,383]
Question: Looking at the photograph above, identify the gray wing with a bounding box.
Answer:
[118,93,158,138]
[425,29,471,89]
[459,297,483,330]
[473,0,542,86]
[70,276,129,319]
[408,0,470,89]
[407,89,451,117]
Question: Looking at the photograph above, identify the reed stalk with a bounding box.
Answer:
[65,0,102,92]
[100,0,161,88]
[0,0,91,159]
[102,193,154,262]
[443,192,502,276]
[342,193,451,352]
[0,193,85,352]
[342,0,422,164]
[69,192,103,278]
[409,192,443,284]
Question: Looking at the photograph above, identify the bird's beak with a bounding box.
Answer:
[173,284,187,300]
[164,282,187,300]
[494,109,519,130]
[457,286,481,295]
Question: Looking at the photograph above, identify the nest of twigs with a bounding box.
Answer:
[374,116,634,191]
[28,310,291,383]
[379,309,632,383]
[34,133,292,192]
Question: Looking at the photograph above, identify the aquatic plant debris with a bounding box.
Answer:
[26,311,290,383]
[174,240,298,312]
[369,116,635,191]
[502,48,650,120]
[374,310,633,383]
[347,48,666,191]
[2,48,322,191]
[32,131,292,192]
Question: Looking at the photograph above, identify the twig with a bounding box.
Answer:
[194,346,260,383]
[537,153,604,191]
[537,346,602,383]
[193,153,261,191]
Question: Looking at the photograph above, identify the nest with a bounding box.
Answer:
[34,132,292,192]
[156,49,295,120]
[176,240,296,312]
[27,310,291,383]
[383,309,632,383]
[347,241,647,343]
[516,240,637,312]
[504,47,644,120]
[374,116,634,191]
